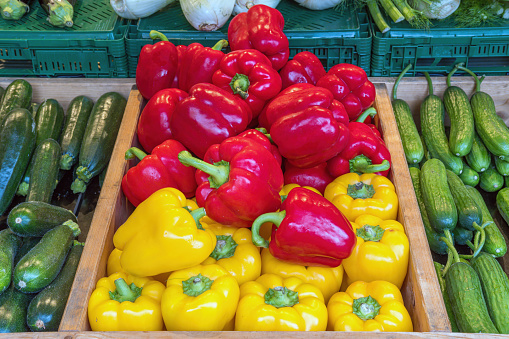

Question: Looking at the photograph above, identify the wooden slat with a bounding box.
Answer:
[59,88,144,331]
[374,83,450,332]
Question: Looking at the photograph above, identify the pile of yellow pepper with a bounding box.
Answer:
[87,173,413,332]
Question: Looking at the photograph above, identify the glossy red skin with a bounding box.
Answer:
[178,42,225,92]
[228,4,289,71]
[121,140,197,206]
[212,49,282,118]
[170,45,187,89]
[270,106,350,168]
[170,83,253,159]
[194,136,283,228]
[279,51,326,90]
[259,83,349,130]
[316,63,376,121]
[137,88,188,153]
[268,187,356,267]
[136,41,179,100]
[327,121,392,178]
[283,161,335,194]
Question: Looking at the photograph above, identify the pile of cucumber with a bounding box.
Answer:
[394,65,509,334]
[0,78,127,332]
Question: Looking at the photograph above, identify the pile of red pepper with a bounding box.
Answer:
[127,4,392,267]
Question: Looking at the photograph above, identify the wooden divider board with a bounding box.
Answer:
[56,83,451,335]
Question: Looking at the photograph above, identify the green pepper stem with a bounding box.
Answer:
[190,207,206,230]
[178,151,229,189]
[125,147,147,161]
[352,295,381,320]
[251,211,286,248]
[424,72,433,96]
[212,40,228,51]
[393,63,413,100]
[182,274,213,297]
[351,157,391,174]
[456,65,482,93]
[109,278,142,303]
[230,73,250,99]
[149,30,169,41]
[357,225,385,242]
[347,181,376,199]
[264,286,299,308]
[356,107,377,123]
[210,235,238,260]
[255,127,274,143]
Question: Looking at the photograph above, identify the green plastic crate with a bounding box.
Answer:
[126,0,371,77]
[370,14,509,76]
[0,0,128,78]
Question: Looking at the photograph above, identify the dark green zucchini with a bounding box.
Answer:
[27,241,83,332]
[7,201,78,237]
[0,284,33,333]
[0,0,32,20]
[71,92,126,193]
[0,109,36,216]
[34,99,64,146]
[434,262,459,332]
[459,161,479,187]
[39,0,76,27]
[446,169,482,230]
[26,139,61,203]
[0,230,21,295]
[467,186,507,257]
[409,166,449,254]
[14,237,40,265]
[479,160,504,193]
[59,96,94,170]
[495,157,509,176]
[13,221,79,293]
[0,79,32,125]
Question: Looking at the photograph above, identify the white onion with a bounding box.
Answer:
[110,0,175,19]
[293,0,344,10]
[180,0,236,31]
[233,0,281,15]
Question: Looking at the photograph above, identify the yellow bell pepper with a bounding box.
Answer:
[202,227,261,285]
[327,280,413,332]
[88,272,165,331]
[235,273,327,331]
[324,173,398,221]
[113,188,216,277]
[260,248,343,303]
[107,248,126,276]
[161,264,239,331]
[343,215,409,289]
[280,183,322,196]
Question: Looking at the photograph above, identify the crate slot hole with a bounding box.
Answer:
[0,59,33,70]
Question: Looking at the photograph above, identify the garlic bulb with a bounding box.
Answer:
[110,0,175,19]
[409,0,460,20]
[293,0,344,10]
[181,0,236,31]
[233,0,281,15]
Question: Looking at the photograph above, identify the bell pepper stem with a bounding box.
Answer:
[351,156,390,174]
[352,296,382,320]
[356,224,385,242]
[230,73,250,99]
[347,181,376,199]
[182,274,213,297]
[251,211,286,248]
[210,235,238,260]
[109,278,142,303]
[178,151,229,189]
[149,30,169,42]
[125,147,148,161]
[356,107,377,123]
[190,207,206,230]
[264,286,299,308]
[255,127,274,143]
[212,39,228,51]
[393,63,413,100]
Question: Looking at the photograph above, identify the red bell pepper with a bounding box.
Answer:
[269,105,350,168]
[170,83,253,159]
[136,31,179,100]
[251,187,356,267]
[178,40,229,93]
[327,108,391,178]
[178,136,284,228]
[259,83,349,129]
[121,140,197,206]
[316,63,376,121]
[228,4,289,71]
[279,51,326,90]
[283,161,334,195]
[170,45,187,89]
[137,88,188,153]
[212,49,282,118]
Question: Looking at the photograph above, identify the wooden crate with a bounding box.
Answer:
[59,82,451,335]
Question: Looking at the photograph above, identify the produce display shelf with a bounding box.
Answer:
[53,81,450,334]
[369,15,509,77]
[125,0,371,77]
[0,0,129,78]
